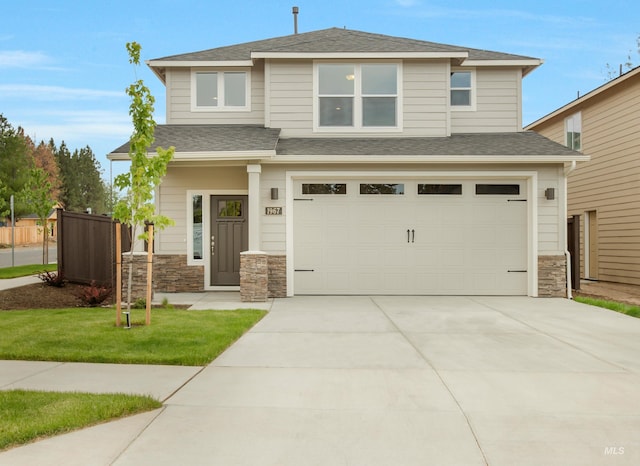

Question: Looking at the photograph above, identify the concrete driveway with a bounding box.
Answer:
[2,296,640,465]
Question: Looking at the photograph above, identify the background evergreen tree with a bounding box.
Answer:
[0,114,34,219]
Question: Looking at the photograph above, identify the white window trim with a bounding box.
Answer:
[313,61,403,133]
[186,190,205,266]
[450,68,476,112]
[190,68,251,112]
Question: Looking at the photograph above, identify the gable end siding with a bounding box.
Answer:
[451,68,520,133]
[165,66,265,125]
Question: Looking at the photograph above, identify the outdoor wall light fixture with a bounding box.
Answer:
[271,188,279,200]
[545,188,555,200]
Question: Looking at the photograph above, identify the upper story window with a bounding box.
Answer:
[565,112,582,151]
[192,70,250,111]
[315,63,400,131]
[450,69,476,110]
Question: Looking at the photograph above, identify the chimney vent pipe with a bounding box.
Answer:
[292,6,299,34]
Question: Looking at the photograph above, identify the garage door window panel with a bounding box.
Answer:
[475,184,520,195]
[418,184,462,195]
[302,183,347,195]
[360,183,405,195]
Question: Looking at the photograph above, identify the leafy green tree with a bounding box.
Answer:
[20,168,56,264]
[0,114,34,219]
[113,41,174,323]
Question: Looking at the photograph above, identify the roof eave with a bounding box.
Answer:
[108,150,277,162]
[462,59,543,76]
[250,51,469,60]
[267,154,590,164]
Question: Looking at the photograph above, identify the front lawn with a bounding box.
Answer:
[574,296,640,318]
[0,307,266,366]
[0,389,161,451]
[0,264,56,279]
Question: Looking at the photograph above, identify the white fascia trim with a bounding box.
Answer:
[165,151,275,161]
[147,60,255,68]
[285,169,539,297]
[462,59,543,68]
[252,52,469,60]
[108,151,276,162]
[267,154,590,164]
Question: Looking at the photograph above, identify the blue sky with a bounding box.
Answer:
[1,0,638,180]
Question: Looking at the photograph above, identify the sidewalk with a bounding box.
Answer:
[0,275,41,291]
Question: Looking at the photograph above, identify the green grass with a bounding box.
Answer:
[0,264,57,279]
[574,296,640,318]
[0,389,161,451]
[0,307,266,365]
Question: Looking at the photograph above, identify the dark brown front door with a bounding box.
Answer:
[210,196,248,286]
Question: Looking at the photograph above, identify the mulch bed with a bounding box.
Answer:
[0,283,95,310]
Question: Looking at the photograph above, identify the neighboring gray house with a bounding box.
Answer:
[109,27,587,299]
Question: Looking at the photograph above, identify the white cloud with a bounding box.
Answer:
[0,50,52,68]
[0,84,124,101]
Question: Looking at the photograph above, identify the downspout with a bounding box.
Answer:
[564,160,577,299]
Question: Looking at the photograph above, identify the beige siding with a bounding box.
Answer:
[268,59,450,137]
[165,66,265,125]
[402,60,449,136]
[532,74,640,285]
[156,166,248,254]
[267,60,314,136]
[451,68,521,133]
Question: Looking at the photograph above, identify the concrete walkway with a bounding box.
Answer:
[1,296,640,465]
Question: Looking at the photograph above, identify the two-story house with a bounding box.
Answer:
[526,66,640,287]
[109,28,587,300]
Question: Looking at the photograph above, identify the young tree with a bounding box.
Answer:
[21,168,56,264]
[113,41,174,324]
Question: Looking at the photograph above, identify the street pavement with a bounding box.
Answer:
[0,245,57,268]
[1,295,640,465]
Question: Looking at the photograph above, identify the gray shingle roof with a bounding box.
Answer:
[153,28,536,62]
[276,132,579,156]
[110,125,578,158]
[111,125,281,154]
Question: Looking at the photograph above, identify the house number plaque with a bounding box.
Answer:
[265,207,282,215]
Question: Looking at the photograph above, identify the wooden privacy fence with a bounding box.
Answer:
[0,226,47,245]
[57,209,130,287]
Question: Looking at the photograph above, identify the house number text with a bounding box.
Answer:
[265,207,282,215]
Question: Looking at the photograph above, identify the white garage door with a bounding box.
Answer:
[293,179,528,295]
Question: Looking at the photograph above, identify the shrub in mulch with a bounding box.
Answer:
[38,270,66,287]
[76,281,112,307]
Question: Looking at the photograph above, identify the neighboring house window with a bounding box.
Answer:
[565,112,582,151]
[192,70,249,110]
[450,70,475,110]
[316,63,400,130]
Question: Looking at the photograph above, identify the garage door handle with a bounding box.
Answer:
[412,229,415,243]
[407,229,410,243]
[508,270,527,273]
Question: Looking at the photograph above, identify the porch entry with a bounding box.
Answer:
[210,196,248,286]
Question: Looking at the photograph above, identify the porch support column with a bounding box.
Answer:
[247,164,262,251]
